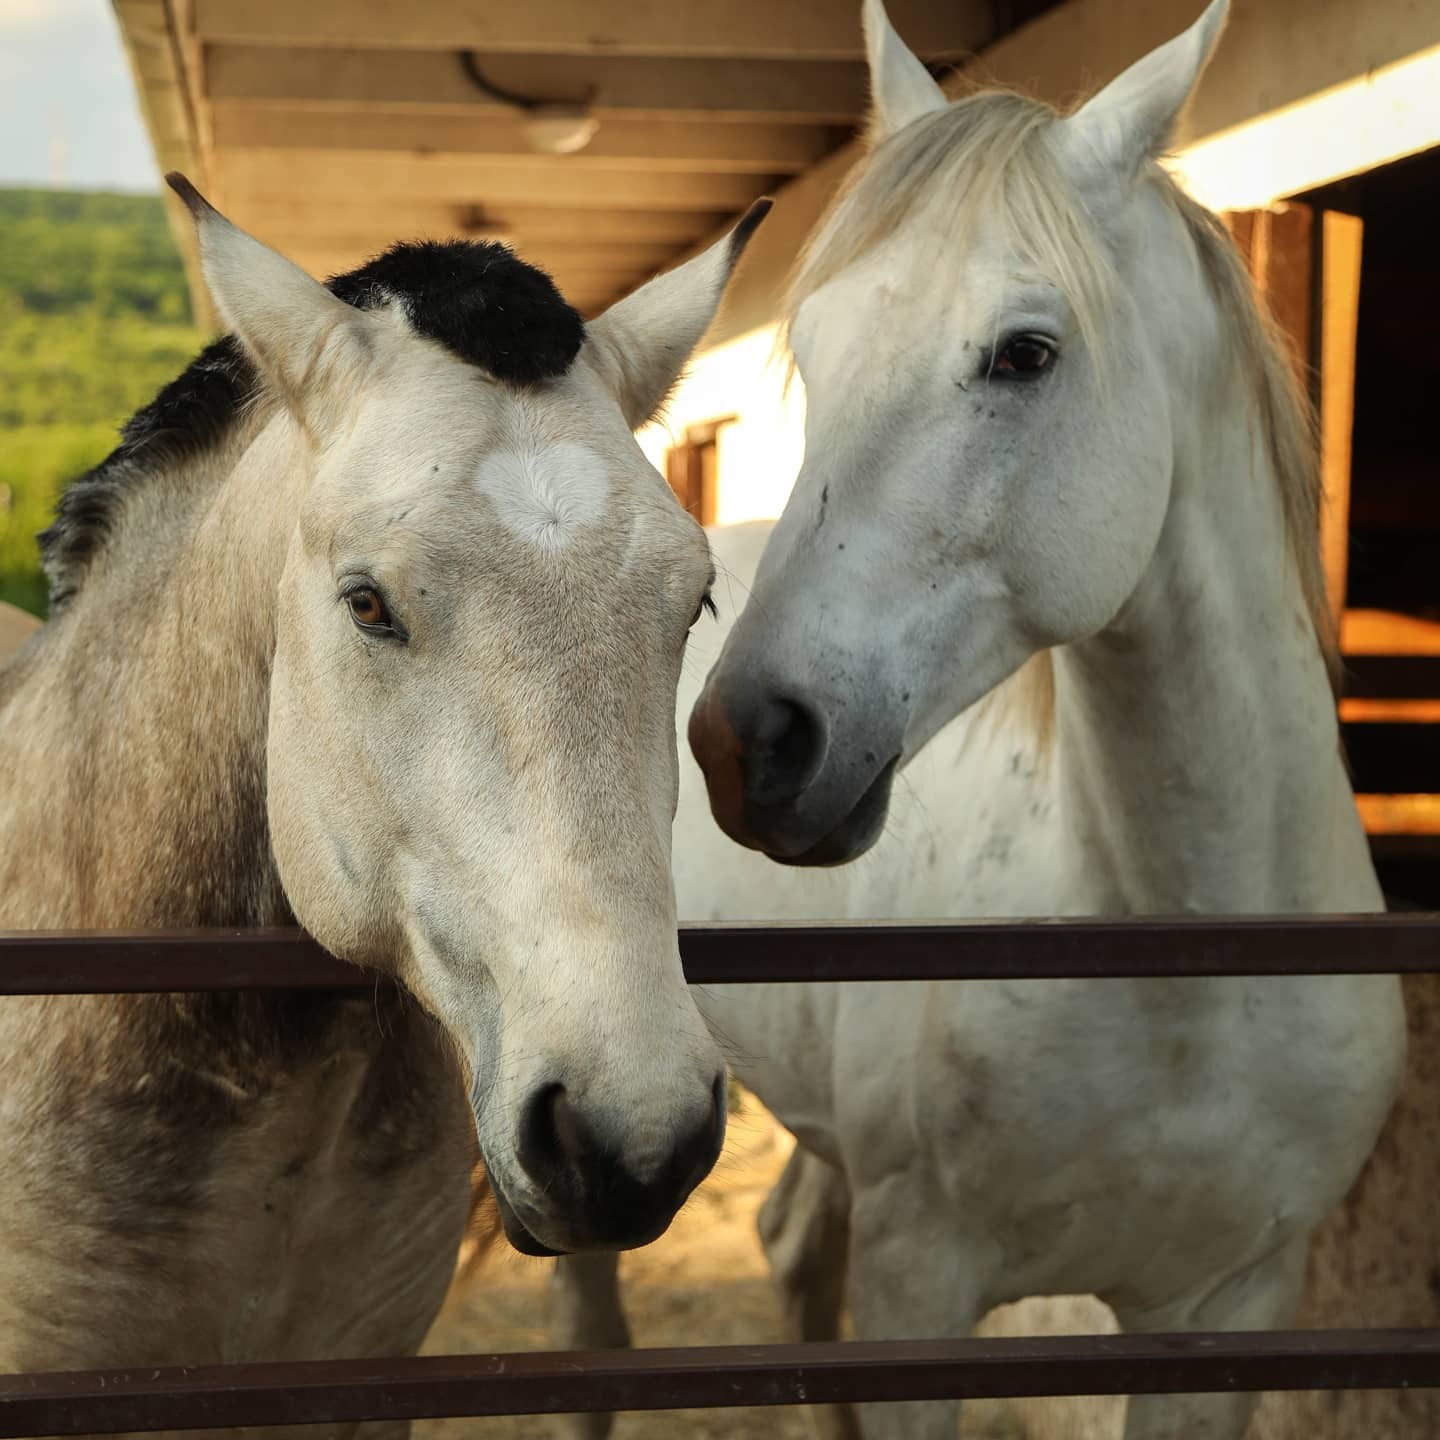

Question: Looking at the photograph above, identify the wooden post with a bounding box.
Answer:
[1226,200,1356,624]
[1318,211,1364,622]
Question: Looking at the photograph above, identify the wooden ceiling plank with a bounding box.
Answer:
[223,200,469,236]
[475,208,728,244]
[213,152,776,210]
[251,234,681,277]
[209,105,841,173]
[195,0,991,61]
[224,201,725,248]
[285,249,630,312]
[206,47,871,123]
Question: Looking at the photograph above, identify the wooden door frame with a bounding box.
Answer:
[664,415,735,527]
[1224,202,1362,623]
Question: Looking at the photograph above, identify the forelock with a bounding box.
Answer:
[780,91,1118,372]
[327,240,586,386]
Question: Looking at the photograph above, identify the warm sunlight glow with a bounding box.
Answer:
[1357,795,1440,837]
[1169,44,1440,211]
[1342,610,1440,656]
[1342,699,1440,724]
[639,325,805,526]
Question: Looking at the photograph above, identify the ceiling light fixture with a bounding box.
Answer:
[459,53,600,156]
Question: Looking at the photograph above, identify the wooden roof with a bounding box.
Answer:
[114,0,1004,327]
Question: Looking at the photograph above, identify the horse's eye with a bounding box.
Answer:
[346,587,392,632]
[993,336,1056,379]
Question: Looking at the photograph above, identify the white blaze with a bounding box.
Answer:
[474,442,610,548]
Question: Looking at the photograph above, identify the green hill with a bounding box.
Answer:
[0,188,207,616]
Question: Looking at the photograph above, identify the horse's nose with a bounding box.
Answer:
[746,696,828,805]
[515,1074,725,1250]
[689,682,830,842]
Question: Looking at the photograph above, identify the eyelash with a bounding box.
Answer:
[689,590,717,631]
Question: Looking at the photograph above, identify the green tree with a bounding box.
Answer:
[0,189,206,616]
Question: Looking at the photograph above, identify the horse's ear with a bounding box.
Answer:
[863,0,946,141]
[1059,0,1227,186]
[586,199,772,430]
[165,173,374,433]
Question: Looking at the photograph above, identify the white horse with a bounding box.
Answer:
[0,176,768,1423]
[551,4,1405,1438]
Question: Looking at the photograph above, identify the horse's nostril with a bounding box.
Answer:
[517,1081,582,1186]
[748,697,827,806]
[547,1086,582,1169]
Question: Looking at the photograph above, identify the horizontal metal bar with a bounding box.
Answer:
[1,915,1440,994]
[3,1331,1438,1435]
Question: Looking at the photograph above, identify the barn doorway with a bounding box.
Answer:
[1230,144,1440,906]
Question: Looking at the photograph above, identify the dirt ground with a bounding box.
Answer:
[416,1095,1122,1440]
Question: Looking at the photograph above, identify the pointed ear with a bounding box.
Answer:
[1059,0,1227,185]
[864,0,946,140]
[165,173,375,433]
[587,198,772,430]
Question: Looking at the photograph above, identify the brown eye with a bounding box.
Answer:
[346,587,392,632]
[993,336,1056,379]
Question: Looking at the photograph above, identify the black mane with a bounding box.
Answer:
[40,240,585,610]
[328,240,583,385]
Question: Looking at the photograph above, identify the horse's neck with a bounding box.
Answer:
[0,410,302,929]
[1050,213,1375,916]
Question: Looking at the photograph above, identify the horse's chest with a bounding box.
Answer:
[832,974,1401,1306]
[0,993,472,1371]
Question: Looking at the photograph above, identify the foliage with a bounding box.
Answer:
[0,425,119,615]
[0,188,206,616]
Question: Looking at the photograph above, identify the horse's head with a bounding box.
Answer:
[169,177,768,1255]
[690,0,1228,864]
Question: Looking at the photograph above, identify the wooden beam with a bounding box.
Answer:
[207,48,870,124]
[224,201,723,249]
[255,235,681,278]
[269,241,671,297]
[274,244,678,287]
[966,0,1440,151]
[112,0,216,330]
[209,106,842,174]
[223,201,475,240]
[194,0,993,61]
[212,151,774,211]
[473,209,727,245]
[1319,210,1364,620]
[1249,203,1315,384]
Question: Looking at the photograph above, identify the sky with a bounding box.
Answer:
[0,0,160,192]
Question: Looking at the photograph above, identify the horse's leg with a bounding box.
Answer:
[846,1179,985,1440]
[760,1146,852,1342]
[548,1252,631,1440]
[757,1146,860,1440]
[1113,1232,1311,1440]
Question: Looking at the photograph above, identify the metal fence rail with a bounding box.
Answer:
[3,917,1439,1433]
[2,913,1439,992]
[3,1331,1440,1438]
